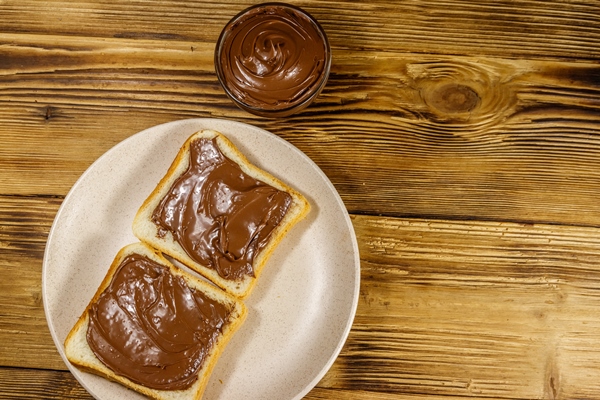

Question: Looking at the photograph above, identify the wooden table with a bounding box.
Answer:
[1,0,600,399]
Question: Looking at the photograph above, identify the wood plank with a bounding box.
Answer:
[0,367,92,399]
[1,35,599,224]
[306,387,490,400]
[0,195,67,371]
[4,197,600,398]
[0,0,598,60]
[317,215,600,399]
[0,367,489,400]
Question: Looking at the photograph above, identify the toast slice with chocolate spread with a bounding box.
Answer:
[64,242,247,400]
[132,129,310,299]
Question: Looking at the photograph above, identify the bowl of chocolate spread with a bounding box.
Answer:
[215,2,331,117]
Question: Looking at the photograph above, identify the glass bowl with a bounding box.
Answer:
[215,2,331,118]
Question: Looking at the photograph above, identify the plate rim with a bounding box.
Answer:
[42,117,360,400]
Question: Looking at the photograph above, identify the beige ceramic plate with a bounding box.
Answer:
[43,118,360,400]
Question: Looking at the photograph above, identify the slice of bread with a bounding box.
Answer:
[132,129,310,299]
[64,242,247,400]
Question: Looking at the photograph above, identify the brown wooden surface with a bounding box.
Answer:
[1,0,600,399]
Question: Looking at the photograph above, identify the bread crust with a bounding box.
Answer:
[64,242,247,400]
[132,130,310,298]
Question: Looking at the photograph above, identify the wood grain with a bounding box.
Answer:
[0,367,494,400]
[1,34,600,225]
[319,215,600,399]
[0,195,65,371]
[1,0,598,60]
[0,367,92,399]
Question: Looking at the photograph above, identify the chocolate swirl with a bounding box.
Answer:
[86,254,231,390]
[217,4,328,111]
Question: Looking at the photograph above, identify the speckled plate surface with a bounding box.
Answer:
[42,118,360,400]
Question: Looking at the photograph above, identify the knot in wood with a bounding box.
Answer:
[43,105,54,121]
[427,83,480,114]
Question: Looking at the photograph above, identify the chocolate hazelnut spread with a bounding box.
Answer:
[152,137,292,280]
[86,253,231,390]
[216,3,329,113]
